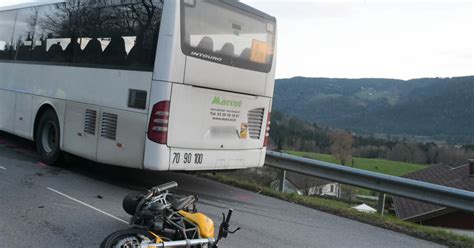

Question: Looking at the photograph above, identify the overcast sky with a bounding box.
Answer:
[1,0,473,79]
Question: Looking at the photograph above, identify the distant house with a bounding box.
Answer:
[312,181,340,197]
[393,160,474,229]
[271,172,340,197]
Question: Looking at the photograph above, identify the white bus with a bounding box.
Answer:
[0,0,277,171]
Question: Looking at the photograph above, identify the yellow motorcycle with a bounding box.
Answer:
[100,182,239,248]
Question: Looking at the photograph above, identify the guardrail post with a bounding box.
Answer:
[279,169,286,193]
[377,192,386,216]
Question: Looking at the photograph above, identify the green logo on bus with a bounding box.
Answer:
[212,96,242,108]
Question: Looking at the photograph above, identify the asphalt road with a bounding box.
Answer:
[0,132,444,248]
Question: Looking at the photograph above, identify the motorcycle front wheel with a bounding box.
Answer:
[100,228,155,248]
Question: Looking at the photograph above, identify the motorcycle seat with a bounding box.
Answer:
[171,195,196,210]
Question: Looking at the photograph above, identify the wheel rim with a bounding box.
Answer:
[112,236,141,248]
[41,121,57,154]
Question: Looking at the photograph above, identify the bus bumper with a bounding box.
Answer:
[144,139,266,171]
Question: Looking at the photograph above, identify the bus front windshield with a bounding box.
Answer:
[181,0,275,73]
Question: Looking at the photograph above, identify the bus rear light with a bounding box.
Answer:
[153,119,169,124]
[148,101,170,144]
[152,126,168,132]
[263,112,271,147]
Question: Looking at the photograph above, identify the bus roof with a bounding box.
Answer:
[0,0,66,12]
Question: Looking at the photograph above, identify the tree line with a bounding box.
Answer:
[269,111,474,166]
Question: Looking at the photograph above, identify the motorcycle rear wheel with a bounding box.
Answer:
[100,228,155,248]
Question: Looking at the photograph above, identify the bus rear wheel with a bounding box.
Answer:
[35,109,62,165]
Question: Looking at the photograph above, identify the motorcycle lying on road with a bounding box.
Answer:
[101,181,240,248]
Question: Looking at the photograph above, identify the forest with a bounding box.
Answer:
[269,111,474,166]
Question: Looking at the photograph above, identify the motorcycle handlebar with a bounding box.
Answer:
[152,181,178,194]
[217,208,239,243]
[225,209,233,224]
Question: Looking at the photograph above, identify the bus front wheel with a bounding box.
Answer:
[35,109,62,165]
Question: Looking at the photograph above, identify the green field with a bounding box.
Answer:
[287,151,428,177]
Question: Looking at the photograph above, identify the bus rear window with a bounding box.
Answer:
[181,0,275,73]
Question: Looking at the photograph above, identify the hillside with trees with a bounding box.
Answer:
[273,76,474,144]
[269,111,474,166]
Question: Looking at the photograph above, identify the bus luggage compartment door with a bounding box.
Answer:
[167,84,270,151]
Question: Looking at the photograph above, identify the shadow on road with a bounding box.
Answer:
[0,131,268,211]
[0,131,199,193]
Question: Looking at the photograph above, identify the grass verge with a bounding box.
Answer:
[202,173,474,248]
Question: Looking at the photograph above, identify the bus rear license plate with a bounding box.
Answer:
[172,152,204,165]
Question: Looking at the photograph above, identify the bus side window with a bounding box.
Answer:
[98,2,162,69]
[2,0,163,70]
[64,36,83,63]
[0,10,17,61]
[81,38,103,64]
[47,43,65,62]
[102,35,127,66]
[34,5,75,64]
[29,7,52,62]
[0,41,5,60]
[31,35,48,62]
[12,8,39,61]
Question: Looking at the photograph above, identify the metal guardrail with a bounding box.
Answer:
[265,150,474,213]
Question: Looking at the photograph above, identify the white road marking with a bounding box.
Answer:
[0,166,6,170]
[47,187,128,225]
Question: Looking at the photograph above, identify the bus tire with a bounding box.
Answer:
[35,109,62,165]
